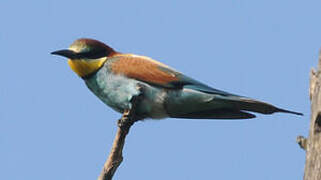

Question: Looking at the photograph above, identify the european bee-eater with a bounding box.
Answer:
[51,38,302,120]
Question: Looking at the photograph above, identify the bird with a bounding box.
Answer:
[51,38,302,121]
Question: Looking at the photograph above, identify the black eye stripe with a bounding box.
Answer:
[76,49,108,59]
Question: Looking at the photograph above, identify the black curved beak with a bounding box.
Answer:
[51,49,78,59]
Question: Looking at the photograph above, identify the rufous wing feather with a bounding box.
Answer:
[109,55,180,87]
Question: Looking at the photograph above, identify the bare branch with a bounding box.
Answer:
[98,111,135,180]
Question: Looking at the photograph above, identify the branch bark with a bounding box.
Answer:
[98,111,135,180]
[300,51,321,180]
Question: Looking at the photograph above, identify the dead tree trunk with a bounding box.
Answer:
[298,52,321,180]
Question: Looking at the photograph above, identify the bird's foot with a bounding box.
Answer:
[118,110,135,128]
[117,83,145,128]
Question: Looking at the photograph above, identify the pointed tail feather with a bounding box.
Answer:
[274,107,303,116]
[217,96,303,116]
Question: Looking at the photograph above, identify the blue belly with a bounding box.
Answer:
[84,67,168,119]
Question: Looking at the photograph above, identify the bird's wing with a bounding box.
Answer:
[108,54,234,95]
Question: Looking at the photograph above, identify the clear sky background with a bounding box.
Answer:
[1,0,319,179]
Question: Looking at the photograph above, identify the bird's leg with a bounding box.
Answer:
[117,110,134,128]
[117,83,145,128]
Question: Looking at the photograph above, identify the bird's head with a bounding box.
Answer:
[51,38,116,78]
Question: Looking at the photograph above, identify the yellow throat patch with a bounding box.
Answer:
[68,57,107,78]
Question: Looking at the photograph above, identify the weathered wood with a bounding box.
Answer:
[302,52,321,180]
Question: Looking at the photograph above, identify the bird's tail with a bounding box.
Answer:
[168,96,302,120]
[217,96,303,116]
[170,108,257,119]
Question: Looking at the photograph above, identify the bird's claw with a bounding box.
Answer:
[118,110,133,128]
[117,83,145,128]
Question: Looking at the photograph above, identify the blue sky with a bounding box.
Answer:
[1,0,319,179]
